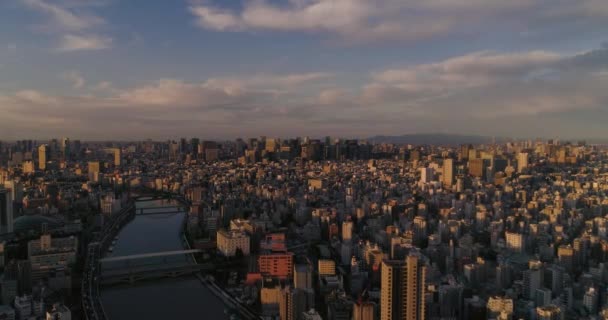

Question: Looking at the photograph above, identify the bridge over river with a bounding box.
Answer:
[96,198,236,320]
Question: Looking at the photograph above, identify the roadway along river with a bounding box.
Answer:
[100,199,230,320]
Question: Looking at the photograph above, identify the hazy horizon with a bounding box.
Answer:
[2,133,605,144]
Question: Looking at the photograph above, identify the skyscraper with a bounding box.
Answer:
[37,145,48,170]
[381,255,426,320]
[517,152,529,173]
[60,137,69,159]
[442,159,454,188]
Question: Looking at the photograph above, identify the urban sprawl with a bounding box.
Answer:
[0,136,606,320]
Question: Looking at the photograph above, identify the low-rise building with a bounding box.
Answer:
[216,229,250,257]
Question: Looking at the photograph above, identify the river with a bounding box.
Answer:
[100,199,230,320]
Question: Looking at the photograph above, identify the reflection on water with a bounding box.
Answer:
[100,199,229,320]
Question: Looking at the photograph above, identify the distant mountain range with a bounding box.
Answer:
[367,133,608,145]
[367,134,502,145]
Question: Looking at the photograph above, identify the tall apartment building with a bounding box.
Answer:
[381,255,426,320]
[442,159,454,188]
[38,145,48,171]
[517,152,529,173]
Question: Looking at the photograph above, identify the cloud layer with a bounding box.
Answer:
[189,0,608,42]
[1,46,607,139]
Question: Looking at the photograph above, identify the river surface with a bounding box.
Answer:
[100,199,230,320]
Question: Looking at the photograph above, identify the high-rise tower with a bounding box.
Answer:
[38,145,48,170]
[381,255,426,320]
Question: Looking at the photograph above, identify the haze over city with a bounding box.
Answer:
[1,0,608,139]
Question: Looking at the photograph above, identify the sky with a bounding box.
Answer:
[0,0,608,140]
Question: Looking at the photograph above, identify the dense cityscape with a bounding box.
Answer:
[3,0,608,318]
[0,137,607,319]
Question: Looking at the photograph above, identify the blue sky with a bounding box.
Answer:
[1,0,608,140]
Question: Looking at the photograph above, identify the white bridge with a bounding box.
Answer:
[100,249,201,263]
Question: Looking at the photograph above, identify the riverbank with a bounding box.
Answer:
[173,196,260,320]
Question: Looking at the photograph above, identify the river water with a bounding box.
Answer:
[100,199,230,320]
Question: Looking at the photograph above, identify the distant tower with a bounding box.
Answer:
[442,159,454,188]
[517,153,529,173]
[114,148,121,166]
[60,137,70,159]
[342,221,353,243]
[38,145,48,170]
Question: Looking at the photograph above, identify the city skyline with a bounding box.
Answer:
[1,0,608,139]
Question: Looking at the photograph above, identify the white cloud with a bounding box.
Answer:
[22,0,104,31]
[92,81,113,91]
[21,0,112,52]
[205,72,333,89]
[115,79,239,107]
[189,0,608,42]
[373,51,562,91]
[60,71,85,88]
[363,48,608,117]
[13,90,60,105]
[57,34,112,51]
[189,0,450,41]
[189,6,245,31]
[318,89,348,105]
